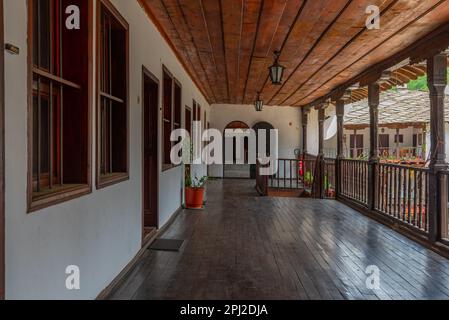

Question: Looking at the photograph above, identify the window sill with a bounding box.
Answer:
[28,184,92,213]
[97,172,129,190]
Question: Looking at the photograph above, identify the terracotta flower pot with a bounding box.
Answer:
[185,187,205,209]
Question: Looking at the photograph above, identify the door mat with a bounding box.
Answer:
[149,239,184,252]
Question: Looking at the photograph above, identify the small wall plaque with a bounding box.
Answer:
[5,43,19,55]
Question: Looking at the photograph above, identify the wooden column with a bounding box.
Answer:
[427,52,448,242]
[395,128,400,159]
[313,105,326,198]
[422,125,428,159]
[335,100,345,197]
[368,82,380,210]
[302,107,310,155]
[318,107,325,156]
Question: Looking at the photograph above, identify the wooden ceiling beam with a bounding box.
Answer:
[140,0,215,103]
[162,0,217,102]
[221,0,244,104]
[392,70,412,83]
[293,0,449,107]
[243,0,305,105]
[264,0,353,106]
[141,0,449,107]
[282,0,399,106]
[299,1,449,108]
[201,0,230,103]
[236,0,263,105]
[178,0,224,102]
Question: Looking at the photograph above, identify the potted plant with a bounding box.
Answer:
[185,175,208,209]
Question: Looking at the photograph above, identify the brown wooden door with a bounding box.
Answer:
[142,69,159,235]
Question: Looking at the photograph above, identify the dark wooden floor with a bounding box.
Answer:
[107,179,449,300]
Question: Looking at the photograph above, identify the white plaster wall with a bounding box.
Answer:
[4,0,210,299]
[208,104,302,178]
[306,108,319,156]
[343,127,424,158]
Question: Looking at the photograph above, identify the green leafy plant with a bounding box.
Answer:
[187,176,208,189]
[304,170,314,185]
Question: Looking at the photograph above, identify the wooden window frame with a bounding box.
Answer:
[193,100,197,121]
[185,105,192,134]
[162,65,182,172]
[96,0,130,189]
[27,0,93,213]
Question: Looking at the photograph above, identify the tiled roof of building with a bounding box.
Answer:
[344,89,449,125]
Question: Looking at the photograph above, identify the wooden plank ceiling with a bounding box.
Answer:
[139,0,449,107]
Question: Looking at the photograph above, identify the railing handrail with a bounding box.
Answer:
[340,158,368,163]
[377,162,429,172]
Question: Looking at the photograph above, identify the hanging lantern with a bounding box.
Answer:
[269,50,285,85]
[254,92,264,112]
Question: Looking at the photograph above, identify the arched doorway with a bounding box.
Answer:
[223,121,250,178]
[250,122,275,179]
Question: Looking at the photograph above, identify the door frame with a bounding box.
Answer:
[250,122,275,179]
[0,0,5,300]
[222,121,250,178]
[141,66,159,244]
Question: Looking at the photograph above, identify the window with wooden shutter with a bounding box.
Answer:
[28,0,92,212]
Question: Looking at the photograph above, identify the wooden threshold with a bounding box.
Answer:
[267,188,305,198]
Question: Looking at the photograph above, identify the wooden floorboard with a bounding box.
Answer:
[107,179,449,300]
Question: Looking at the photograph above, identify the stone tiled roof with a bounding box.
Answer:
[344,89,449,125]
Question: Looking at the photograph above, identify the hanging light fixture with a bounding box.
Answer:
[269,50,285,85]
[254,92,264,112]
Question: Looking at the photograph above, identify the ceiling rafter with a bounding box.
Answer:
[138,0,212,104]
[295,0,448,106]
[243,0,305,105]
[162,0,217,102]
[283,0,403,106]
[176,0,221,102]
[266,0,354,105]
[140,0,449,107]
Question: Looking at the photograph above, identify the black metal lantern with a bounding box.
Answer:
[269,50,285,85]
[254,92,264,112]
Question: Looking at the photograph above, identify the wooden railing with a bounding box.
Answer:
[324,158,336,199]
[375,163,429,232]
[270,159,302,189]
[439,171,449,241]
[340,159,369,205]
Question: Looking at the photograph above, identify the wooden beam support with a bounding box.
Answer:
[318,106,326,156]
[395,128,400,160]
[336,100,345,160]
[302,107,310,155]
[368,82,380,211]
[317,105,327,199]
[427,52,448,243]
[335,99,345,198]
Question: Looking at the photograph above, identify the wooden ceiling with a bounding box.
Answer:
[139,0,449,107]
